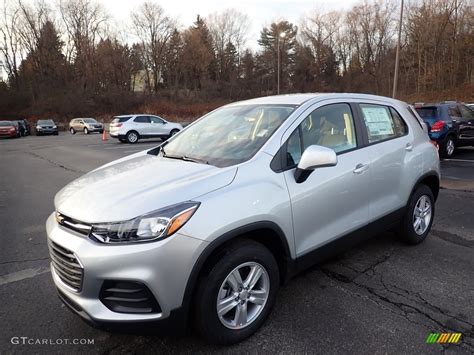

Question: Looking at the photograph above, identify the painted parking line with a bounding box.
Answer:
[0,267,50,286]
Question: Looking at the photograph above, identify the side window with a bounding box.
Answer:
[389,108,408,136]
[459,105,474,121]
[134,116,150,123]
[150,116,164,124]
[283,103,357,168]
[448,106,461,118]
[360,104,407,144]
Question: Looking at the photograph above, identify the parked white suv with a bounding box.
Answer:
[47,94,439,344]
[109,114,183,143]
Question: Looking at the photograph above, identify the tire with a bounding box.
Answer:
[126,131,139,144]
[54,132,58,136]
[169,129,180,138]
[99,129,104,134]
[83,127,89,135]
[440,135,455,158]
[398,184,435,245]
[194,239,279,345]
[70,128,76,135]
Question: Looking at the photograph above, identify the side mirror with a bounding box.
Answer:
[294,145,337,183]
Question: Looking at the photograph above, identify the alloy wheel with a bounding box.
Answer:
[412,195,432,235]
[446,139,455,156]
[216,262,270,330]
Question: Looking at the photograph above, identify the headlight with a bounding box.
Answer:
[36,126,42,130]
[89,201,199,244]
[53,125,57,129]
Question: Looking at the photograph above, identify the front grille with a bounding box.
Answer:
[48,241,83,292]
[100,281,161,314]
[56,212,91,236]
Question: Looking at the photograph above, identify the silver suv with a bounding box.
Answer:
[69,118,104,135]
[46,94,440,344]
[109,114,183,144]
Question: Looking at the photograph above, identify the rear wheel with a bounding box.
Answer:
[398,184,434,245]
[440,135,455,158]
[194,240,279,345]
[126,131,139,144]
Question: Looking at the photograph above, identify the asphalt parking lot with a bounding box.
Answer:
[0,133,473,354]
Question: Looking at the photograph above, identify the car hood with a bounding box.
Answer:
[55,153,237,223]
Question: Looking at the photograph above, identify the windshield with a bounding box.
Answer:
[84,118,97,123]
[163,104,296,167]
[0,121,13,126]
[38,120,54,125]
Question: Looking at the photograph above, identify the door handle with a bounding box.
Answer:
[405,143,413,152]
[353,163,369,174]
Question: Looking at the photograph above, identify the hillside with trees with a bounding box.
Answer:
[0,0,473,122]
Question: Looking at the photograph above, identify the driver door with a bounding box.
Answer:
[149,116,167,136]
[281,102,371,257]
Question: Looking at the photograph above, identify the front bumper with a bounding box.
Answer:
[46,213,207,325]
[37,129,58,135]
[86,126,104,132]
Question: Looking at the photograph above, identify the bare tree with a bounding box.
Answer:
[207,9,250,79]
[0,0,21,86]
[131,1,175,93]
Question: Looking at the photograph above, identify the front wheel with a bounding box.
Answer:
[398,184,435,245]
[194,240,279,345]
[83,127,89,135]
[169,129,180,138]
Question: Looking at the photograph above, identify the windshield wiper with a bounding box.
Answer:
[161,148,209,165]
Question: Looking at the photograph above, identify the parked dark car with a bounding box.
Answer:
[415,102,474,157]
[0,121,19,138]
[16,119,31,136]
[14,120,29,136]
[36,119,58,136]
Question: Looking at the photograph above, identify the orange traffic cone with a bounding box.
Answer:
[102,129,108,141]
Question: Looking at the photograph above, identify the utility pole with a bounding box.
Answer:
[392,0,404,98]
[277,32,285,95]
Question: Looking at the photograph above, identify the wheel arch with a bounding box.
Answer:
[410,172,440,202]
[181,221,293,317]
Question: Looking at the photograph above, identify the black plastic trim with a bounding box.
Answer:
[181,221,293,314]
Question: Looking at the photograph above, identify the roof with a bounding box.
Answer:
[226,93,405,107]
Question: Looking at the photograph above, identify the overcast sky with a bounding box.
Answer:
[86,0,360,49]
[1,0,362,80]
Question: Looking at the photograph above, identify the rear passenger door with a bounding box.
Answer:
[133,116,151,136]
[356,103,418,223]
[282,102,371,256]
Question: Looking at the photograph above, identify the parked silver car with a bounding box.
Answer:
[46,93,440,344]
[109,114,183,144]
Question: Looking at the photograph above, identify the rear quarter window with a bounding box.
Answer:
[113,116,132,123]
